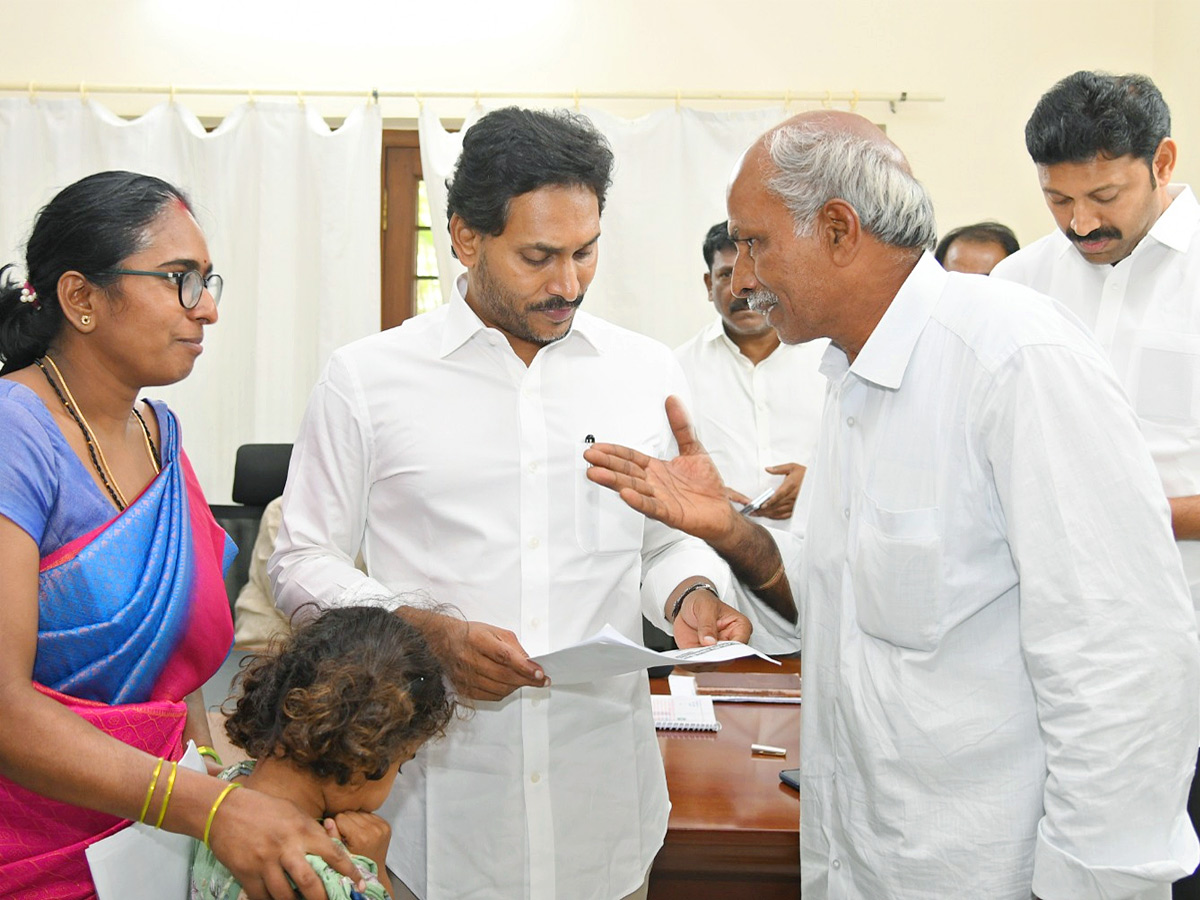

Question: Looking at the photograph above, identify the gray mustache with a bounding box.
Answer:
[745,289,779,313]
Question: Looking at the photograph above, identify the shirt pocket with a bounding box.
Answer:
[575,440,645,554]
[851,496,943,651]
[1130,330,1200,425]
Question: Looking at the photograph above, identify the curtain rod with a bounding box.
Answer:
[0,82,942,110]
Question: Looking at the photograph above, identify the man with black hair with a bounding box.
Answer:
[993,69,1200,896]
[271,106,750,900]
[934,221,1019,274]
[672,220,825,651]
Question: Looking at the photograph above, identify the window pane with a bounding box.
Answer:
[415,278,445,316]
[417,180,432,228]
[417,229,439,278]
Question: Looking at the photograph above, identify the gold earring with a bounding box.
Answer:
[81,315,91,326]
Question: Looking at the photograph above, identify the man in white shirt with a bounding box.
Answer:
[585,110,1200,899]
[269,107,750,900]
[672,220,823,652]
[991,74,1200,895]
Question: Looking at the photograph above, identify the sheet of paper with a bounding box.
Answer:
[531,624,777,685]
[86,741,206,900]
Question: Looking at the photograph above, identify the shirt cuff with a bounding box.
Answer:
[639,538,732,633]
[1031,812,1198,900]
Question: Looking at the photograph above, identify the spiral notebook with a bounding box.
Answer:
[652,694,721,731]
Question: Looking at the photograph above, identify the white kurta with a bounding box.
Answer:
[993,184,1200,614]
[673,318,828,531]
[779,253,1199,899]
[270,277,729,900]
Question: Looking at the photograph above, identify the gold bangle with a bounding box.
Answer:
[138,758,165,824]
[196,745,223,766]
[154,760,179,829]
[755,560,786,592]
[203,782,242,849]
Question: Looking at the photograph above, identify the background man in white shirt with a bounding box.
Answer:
[670,220,823,652]
[585,109,1200,899]
[992,69,1200,897]
[674,220,826,529]
[933,221,1019,274]
[270,107,750,900]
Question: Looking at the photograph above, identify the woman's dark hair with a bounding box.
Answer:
[0,170,192,375]
[933,221,1020,265]
[445,106,614,243]
[224,605,456,786]
[1025,71,1170,172]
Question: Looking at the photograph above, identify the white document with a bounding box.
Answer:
[531,624,777,685]
[86,741,206,900]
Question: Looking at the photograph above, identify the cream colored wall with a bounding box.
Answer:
[0,0,1187,248]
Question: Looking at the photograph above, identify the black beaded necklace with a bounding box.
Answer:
[35,356,161,511]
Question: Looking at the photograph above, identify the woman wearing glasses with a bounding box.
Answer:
[0,171,358,900]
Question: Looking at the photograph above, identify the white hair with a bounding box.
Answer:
[763,121,937,250]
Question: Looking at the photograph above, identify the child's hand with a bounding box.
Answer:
[331,811,392,870]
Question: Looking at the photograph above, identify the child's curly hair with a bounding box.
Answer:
[224,605,455,785]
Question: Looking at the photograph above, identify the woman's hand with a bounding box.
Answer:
[208,786,363,900]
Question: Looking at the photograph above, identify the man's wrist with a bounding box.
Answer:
[668,581,719,623]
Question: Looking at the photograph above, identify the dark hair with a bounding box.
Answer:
[933,221,1020,265]
[1025,71,1171,171]
[445,106,614,243]
[224,605,456,786]
[702,221,736,271]
[0,170,192,375]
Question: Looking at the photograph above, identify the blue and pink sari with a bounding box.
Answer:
[0,402,235,900]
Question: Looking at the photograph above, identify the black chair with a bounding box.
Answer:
[209,443,293,609]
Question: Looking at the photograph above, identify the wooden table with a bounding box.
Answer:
[647,658,801,899]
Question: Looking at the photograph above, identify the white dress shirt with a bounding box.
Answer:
[993,184,1200,614]
[777,253,1198,899]
[674,318,828,531]
[673,320,826,653]
[270,276,729,900]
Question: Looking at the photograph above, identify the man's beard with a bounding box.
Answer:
[474,251,584,348]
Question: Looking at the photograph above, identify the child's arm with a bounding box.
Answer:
[327,813,394,899]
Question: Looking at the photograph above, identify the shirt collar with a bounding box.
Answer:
[841,252,946,390]
[439,273,601,359]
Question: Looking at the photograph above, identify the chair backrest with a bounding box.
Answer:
[231,443,292,506]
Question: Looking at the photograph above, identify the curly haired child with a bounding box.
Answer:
[190,605,456,900]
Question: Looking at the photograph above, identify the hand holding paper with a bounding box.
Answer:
[530,624,777,685]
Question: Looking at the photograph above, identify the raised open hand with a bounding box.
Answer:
[583,396,739,545]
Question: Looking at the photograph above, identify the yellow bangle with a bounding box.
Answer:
[755,560,786,592]
[154,760,179,829]
[138,758,165,824]
[196,745,223,766]
[203,782,242,849]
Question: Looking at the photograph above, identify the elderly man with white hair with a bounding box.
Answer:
[584,110,1200,900]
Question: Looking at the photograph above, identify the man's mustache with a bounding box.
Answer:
[745,289,779,313]
[1067,226,1122,244]
[530,295,584,312]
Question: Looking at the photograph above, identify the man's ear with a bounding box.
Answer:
[820,199,861,266]
[1152,137,1177,189]
[703,271,713,301]
[57,271,99,334]
[449,214,483,266]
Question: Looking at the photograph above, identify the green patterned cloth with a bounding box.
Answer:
[189,761,390,900]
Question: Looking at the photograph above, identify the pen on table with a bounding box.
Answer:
[751,743,787,757]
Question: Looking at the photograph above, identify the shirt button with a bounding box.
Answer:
[527,461,538,474]
[531,772,541,784]
[832,858,841,870]
[846,416,855,427]
[843,508,850,519]
[531,697,542,708]
[528,536,540,549]
[530,617,540,628]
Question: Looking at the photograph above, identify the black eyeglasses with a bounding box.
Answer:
[98,268,223,309]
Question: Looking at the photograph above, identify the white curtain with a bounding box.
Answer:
[418,104,788,349]
[0,98,382,503]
